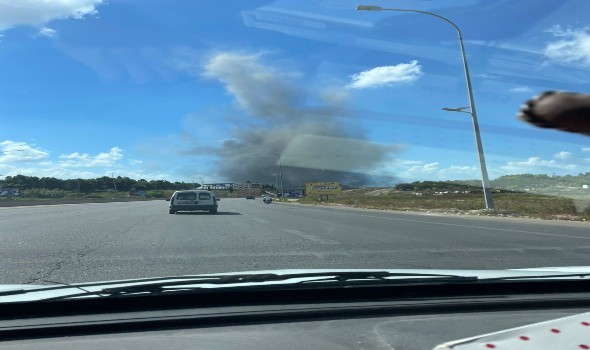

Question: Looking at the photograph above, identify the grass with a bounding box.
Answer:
[297,191,590,221]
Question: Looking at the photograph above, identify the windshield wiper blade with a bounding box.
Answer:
[1,271,478,301]
[70,271,479,299]
[484,273,590,281]
[0,289,28,297]
[8,271,590,302]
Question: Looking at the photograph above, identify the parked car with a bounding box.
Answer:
[167,190,219,214]
[246,195,255,199]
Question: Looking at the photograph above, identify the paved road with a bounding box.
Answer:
[0,199,588,284]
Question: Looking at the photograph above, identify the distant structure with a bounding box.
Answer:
[201,182,262,190]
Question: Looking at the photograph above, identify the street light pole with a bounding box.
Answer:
[111,172,117,192]
[252,153,285,200]
[356,5,494,209]
[274,153,284,200]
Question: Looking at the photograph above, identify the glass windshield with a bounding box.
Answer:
[177,193,197,201]
[0,0,588,287]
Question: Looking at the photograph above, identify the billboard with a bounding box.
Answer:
[305,182,342,195]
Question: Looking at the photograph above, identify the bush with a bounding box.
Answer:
[20,188,67,198]
[146,190,167,198]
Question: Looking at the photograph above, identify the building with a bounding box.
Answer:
[202,183,263,190]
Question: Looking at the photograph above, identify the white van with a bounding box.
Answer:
[167,190,219,214]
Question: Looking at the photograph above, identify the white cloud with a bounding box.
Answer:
[554,151,572,160]
[544,26,590,68]
[366,159,435,180]
[0,163,174,181]
[501,156,577,173]
[438,165,478,178]
[346,60,423,89]
[59,147,123,167]
[38,26,57,38]
[582,148,590,152]
[0,140,49,162]
[474,73,501,80]
[406,162,439,175]
[0,141,181,180]
[394,160,423,167]
[382,159,482,181]
[508,86,532,93]
[0,0,103,31]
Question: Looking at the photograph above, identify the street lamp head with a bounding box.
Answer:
[356,5,383,11]
[442,106,471,113]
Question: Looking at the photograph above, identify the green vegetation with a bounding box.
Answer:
[20,188,69,198]
[0,175,194,201]
[0,175,195,193]
[298,191,589,221]
[488,173,590,200]
[3,173,588,220]
[300,175,590,221]
[395,172,590,193]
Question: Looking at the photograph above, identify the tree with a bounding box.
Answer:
[79,179,95,193]
[115,177,134,192]
[39,177,61,190]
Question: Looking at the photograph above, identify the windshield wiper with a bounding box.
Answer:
[6,271,590,301]
[34,271,477,300]
[484,273,590,282]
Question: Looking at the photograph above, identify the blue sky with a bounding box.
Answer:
[0,0,589,186]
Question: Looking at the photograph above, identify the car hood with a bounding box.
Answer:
[2,266,590,303]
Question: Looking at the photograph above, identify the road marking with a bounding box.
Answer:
[284,229,340,245]
[284,205,590,241]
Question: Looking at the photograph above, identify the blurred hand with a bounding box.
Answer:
[518,91,590,136]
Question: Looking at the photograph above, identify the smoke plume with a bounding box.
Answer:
[202,51,395,187]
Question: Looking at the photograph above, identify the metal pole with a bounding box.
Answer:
[111,172,117,192]
[252,153,285,200]
[276,154,284,200]
[457,35,495,209]
[356,6,494,209]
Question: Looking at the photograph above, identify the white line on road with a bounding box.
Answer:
[284,229,340,245]
[284,205,590,241]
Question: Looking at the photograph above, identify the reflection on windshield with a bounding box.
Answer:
[0,0,588,285]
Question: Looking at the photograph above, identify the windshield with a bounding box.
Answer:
[0,0,588,287]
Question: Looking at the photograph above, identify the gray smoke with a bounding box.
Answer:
[201,51,395,187]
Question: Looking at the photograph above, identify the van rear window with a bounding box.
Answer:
[199,193,211,200]
[176,193,197,200]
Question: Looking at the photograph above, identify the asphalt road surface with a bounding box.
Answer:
[0,199,589,284]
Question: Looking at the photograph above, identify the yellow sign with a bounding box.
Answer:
[305,182,342,195]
